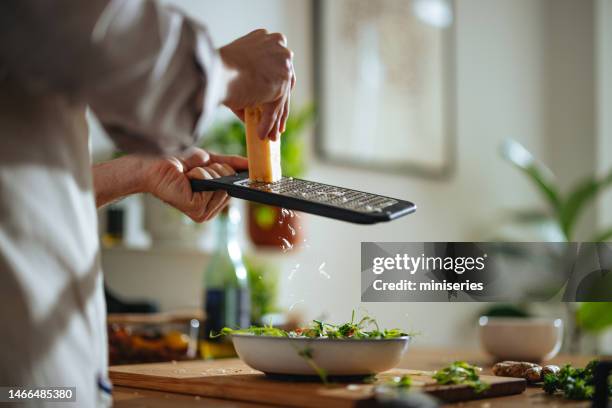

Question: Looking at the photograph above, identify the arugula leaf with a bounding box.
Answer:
[211,324,288,338]
[297,347,328,384]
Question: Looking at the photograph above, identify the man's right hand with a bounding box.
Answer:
[219,29,296,141]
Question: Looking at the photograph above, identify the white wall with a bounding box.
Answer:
[274,0,595,348]
[546,0,596,239]
[597,0,612,228]
[100,0,601,349]
[596,0,612,354]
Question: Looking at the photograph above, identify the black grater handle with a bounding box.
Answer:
[189,172,416,224]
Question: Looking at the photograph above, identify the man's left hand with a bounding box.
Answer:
[142,148,248,222]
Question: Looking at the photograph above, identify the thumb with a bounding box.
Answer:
[182,148,211,171]
[209,153,249,171]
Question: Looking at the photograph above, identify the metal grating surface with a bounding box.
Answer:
[234,177,397,213]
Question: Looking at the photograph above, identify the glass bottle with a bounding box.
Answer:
[101,202,125,247]
[200,203,250,358]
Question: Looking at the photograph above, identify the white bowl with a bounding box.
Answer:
[479,316,563,362]
[231,334,410,376]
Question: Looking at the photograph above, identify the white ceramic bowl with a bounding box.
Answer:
[231,334,410,376]
[479,316,563,362]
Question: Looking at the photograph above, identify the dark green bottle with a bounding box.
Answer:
[200,204,250,358]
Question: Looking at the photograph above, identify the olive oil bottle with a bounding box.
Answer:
[200,203,250,359]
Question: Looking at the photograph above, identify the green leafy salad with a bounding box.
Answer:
[213,311,410,340]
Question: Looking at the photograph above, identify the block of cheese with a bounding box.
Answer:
[245,106,282,183]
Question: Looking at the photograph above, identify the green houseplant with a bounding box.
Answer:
[501,139,612,351]
[202,104,313,178]
[245,256,279,324]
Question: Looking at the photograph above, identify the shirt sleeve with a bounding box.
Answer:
[0,0,227,155]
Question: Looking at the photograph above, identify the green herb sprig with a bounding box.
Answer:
[432,361,490,393]
[297,347,328,384]
[542,360,611,400]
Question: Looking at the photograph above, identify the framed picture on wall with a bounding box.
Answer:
[313,0,455,178]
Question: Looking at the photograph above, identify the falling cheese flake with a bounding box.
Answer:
[319,262,331,279]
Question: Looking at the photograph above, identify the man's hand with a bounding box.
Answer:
[220,29,296,141]
[143,148,247,222]
[93,148,248,223]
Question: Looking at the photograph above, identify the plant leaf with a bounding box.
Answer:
[500,139,562,215]
[280,103,315,177]
[201,104,315,177]
[592,228,612,242]
[285,103,316,137]
[576,302,612,332]
[560,170,612,240]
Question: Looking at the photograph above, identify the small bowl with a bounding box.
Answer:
[231,334,411,376]
[478,316,563,362]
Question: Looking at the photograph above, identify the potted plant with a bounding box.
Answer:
[201,104,315,249]
[500,139,612,352]
[245,256,279,324]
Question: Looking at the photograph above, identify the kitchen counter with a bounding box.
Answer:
[112,347,595,407]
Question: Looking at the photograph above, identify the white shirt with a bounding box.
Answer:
[0,1,223,405]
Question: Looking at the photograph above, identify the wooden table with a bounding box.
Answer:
[112,347,594,407]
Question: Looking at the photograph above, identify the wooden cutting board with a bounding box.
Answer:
[110,359,526,407]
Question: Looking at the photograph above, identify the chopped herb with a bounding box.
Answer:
[433,361,490,393]
[389,375,412,389]
[542,360,611,400]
